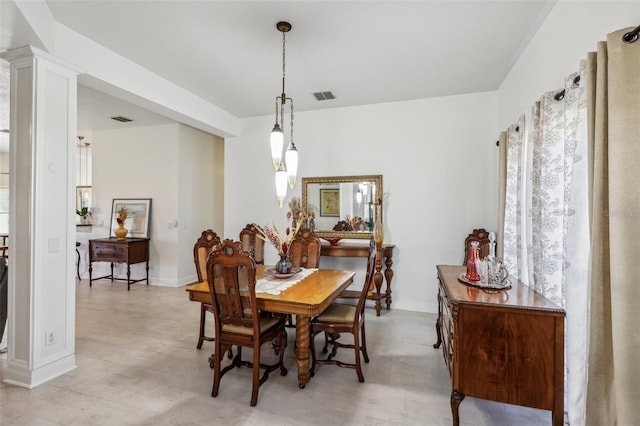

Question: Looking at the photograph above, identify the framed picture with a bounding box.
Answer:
[110,198,152,239]
[320,189,340,217]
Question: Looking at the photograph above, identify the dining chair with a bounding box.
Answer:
[206,239,288,406]
[288,229,321,269]
[463,228,493,265]
[310,237,376,382]
[193,229,222,349]
[285,229,322,327]
[239,224,265,265]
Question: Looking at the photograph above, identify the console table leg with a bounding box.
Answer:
[89,263,93,287]
[145,261,149,285]
[384,255,394,310]
[373,251,384,317]
[127,264,131,291]
[110,262,114,282]
[451,389,465,426]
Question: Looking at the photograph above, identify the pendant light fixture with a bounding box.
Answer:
[270,21,299,207]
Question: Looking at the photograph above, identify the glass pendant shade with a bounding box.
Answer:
[356,191,363,204]
[275,163,288,208]
[285,142,298,188]
[270,123,284,170]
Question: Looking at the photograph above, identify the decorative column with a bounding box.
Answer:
[0,46,79,387]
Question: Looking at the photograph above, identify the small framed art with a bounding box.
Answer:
[109,198,152,239]
[320,189,340,217]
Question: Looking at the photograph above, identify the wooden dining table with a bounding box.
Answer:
[185,265,355,388]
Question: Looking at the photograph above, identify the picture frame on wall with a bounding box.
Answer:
[109,198,152,239]
[320,189,340,217]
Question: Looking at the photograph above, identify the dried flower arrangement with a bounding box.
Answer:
[287,196,316,230]
[116,206,128,225]
[255,220,301,257]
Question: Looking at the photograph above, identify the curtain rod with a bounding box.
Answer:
[623,24,640,43]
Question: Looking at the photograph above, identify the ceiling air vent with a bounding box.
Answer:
[110,116,133,123]
[313,91,335,101]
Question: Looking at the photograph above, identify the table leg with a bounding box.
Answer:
[126,264,131,291]
[145,261,149,285]
[89,262,93,287]
[373,252,384,316]
[294,315,311,388]
[384,255,394,310]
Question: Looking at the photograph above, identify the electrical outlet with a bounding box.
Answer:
[45,330,56,346]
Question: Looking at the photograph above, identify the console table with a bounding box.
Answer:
[320,243,395,316]
[433,265,565,426]
[89,238,150,290]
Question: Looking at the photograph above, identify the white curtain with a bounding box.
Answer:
[501,27,640,425]
[502,67,589,425]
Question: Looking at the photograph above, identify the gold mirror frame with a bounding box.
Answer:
[301,175,382,240]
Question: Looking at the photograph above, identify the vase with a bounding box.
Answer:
[373,202,384,246]
[114,223,128,240]
[275,254,292,274]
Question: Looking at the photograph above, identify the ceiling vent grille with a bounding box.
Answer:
[110,116,133,123]
[313,91,335,101]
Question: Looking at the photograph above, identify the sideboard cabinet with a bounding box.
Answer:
[434,264,565,426]
[89,238,149,290]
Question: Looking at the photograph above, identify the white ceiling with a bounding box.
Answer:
[1,0,556,137]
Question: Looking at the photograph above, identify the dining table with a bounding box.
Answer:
[185,265,355,388]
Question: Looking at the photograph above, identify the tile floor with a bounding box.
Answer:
[0,279,552,425]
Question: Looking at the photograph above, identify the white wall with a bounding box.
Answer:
[176,125,224,285]
[498,1,640,129]
[226,91,499,313]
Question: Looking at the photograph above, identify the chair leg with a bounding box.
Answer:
[279,328,288,376]
[197,303,206,349]
[353,327,364,383]
[211,341,222,397]
[250,343,261,406]
[76,247,81,280]
[361,322,369,363]
[309,329,317,377]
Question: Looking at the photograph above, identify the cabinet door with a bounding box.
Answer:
[456,307,557,409]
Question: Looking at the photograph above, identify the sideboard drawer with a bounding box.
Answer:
[91,243,128,262]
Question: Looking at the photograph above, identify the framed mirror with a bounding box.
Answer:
[301,175,382,240]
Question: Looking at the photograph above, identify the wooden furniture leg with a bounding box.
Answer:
[451,389,465,426]
[373,250,384,316]
[384,255,394,309]
[295,314,311,388]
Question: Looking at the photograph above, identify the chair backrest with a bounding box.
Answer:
[288,230,322,269]
[206,239,258,332]
[463,228,493,265]
[355,237,377,318]
[193,229,222,282]
[239,224,265,264]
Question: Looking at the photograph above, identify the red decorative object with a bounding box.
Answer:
[465,241,480,282]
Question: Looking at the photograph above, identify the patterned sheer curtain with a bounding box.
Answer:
[499,27,640,426]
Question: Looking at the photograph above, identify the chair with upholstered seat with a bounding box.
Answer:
[239,224,265,265]
[463,228,494,265]
[288,229,321,269]
[193,229,223,349]
[206,239,288,406]
[310,237,376,382]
